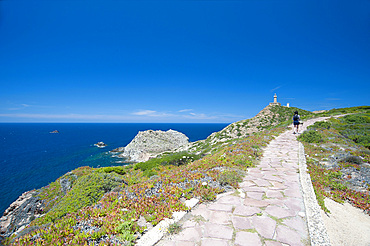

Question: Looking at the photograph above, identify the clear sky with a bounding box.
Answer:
[0,0,369,123]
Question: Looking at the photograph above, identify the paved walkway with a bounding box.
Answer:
[156,119,324,246]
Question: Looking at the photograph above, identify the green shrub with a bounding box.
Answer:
[97,166,126,175]
[330,182,347,191]
[116,221,135,244]
[298,130,323,143]
[167,222,182,234]
[319,106,370,116]
[218,169,244,187]
[34,172,122,225]
[134,152,201,172]
[350,135,370,149]
[340,156,362,165]
[328,171,342,179]
[143,169,158,178]
[308,121,332,130]
[342,114,370,124]
[134,159,157,172]
[337,113,370,149]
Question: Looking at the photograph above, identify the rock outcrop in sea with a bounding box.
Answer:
[118,129,189,163]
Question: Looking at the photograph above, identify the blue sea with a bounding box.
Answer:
[0,123,228,214]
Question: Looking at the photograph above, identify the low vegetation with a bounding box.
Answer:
[298,108,370,213]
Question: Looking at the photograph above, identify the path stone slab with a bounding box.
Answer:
[201,239,229,246]
[283,216,308,237]
[283,198,304,214]
[251,215,276,239]
[203,223,233,240]
[208,203,233,212]
[217,195,242,205]
[209,211,230,225]
[233,205,261,217]
[284,188,302,198]
[235,231,262,246]
[266,198,285,207]
[244,198,270,207]
[232,215,253,230]
[182,220,197,228]
[173,227,202,242]
[261,168,277,172]
[253,179,271,187]
[240,181,256,187]
[242,186,266,193]
[266,190,283,198]
[265,205,296,219]
[269,181,287,190]
[247,191,264,200]
[276,225,304,246]
[191,206,211,221]
[263,175,284,182]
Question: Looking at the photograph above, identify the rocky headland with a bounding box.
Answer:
[116,129,190,163]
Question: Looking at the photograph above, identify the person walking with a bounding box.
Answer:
[293,111,300,134]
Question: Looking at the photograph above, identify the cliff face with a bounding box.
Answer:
[0,191,44,239]
[118,129,190,163]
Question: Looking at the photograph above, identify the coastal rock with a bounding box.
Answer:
[59,172,78,194]
[0,191,44,239]
[110,147,125,153]
[118,129,189,163]
[94,142,107,148]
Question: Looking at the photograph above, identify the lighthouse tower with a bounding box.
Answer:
[270,93,281,106]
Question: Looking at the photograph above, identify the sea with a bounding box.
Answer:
[0,123,228,215]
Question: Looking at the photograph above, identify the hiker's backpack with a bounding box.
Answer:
[293,114,299,121]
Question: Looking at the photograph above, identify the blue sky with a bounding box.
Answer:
[0,0,369,123]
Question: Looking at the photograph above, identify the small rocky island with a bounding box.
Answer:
[49,130,59,134]
[94,142,107,148]
[116,129,189,163]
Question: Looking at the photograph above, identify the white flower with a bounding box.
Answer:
[202,182,208,186]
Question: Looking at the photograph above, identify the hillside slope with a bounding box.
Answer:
[187,104,312,154]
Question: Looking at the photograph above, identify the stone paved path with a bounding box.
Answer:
[156,118,324,246]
